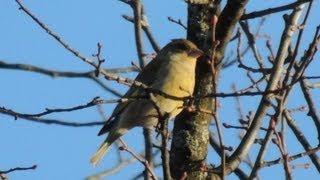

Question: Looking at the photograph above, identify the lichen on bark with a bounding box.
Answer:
[170,0,249,179]
[170,2,219,179]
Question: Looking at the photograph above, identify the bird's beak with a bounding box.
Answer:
[188,48,204,58]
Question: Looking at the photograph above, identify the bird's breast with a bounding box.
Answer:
[161,60,196,97]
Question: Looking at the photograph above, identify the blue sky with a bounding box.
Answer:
[1,0,320,179]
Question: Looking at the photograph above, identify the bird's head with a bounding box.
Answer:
[159,39,203,62]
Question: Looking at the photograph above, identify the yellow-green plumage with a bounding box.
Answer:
[151,52,197,116]
[90,39,202,166]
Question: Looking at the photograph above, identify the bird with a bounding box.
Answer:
[90,39,203,166]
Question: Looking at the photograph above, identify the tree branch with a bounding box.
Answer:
[0,165,37,174]
[241,0,311,20]
[227,3,306,174]
[284,109,320,172]
[0,107,104,127]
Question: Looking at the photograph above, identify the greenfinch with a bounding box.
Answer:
[90,39,203,165]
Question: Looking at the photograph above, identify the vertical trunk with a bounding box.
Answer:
[170,3,219,179]
[170,0,249,179]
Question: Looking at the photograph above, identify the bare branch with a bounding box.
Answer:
[159,115,172,180]
[167,17,187,30]
[241,0,312,20]
[0,60,137,77]
[15,0,98,67]
[227,3,306,173]
[261,145,320,168]
[119,139,158,180]
[284,109,320,172]
[86,158,137,180]
[0,107,104,127]
[143,128,154,180]
[239,20,266,70]
[122,14,160,52]
[209,133,249,179]
[132,0,146,67]
[0,165,37,174]
[1,97,124,118]
[300,79,320,143]
[14,0,148,98]
[236,29,271,74]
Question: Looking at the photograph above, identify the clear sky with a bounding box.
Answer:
[1,0,320,179]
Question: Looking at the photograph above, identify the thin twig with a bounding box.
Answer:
[241,0,311,20]
[261,146,320,168]
[227,3,306,173]
[159,114,172,180]
[14,0,146,98]
[239,21,266,71]
[121,15,160,52]
[236,29,270,74]
[143,128,154,180]
[284,109,320,172]
[209,15,225,180]
[209,133,249,179]
[300,78,320,143]
[119,139,158,180]
[0,107,104,127]
[15,0,97,67]
[0,60,138,76]
[0,165,37,174]
[0,60,136,97]
[132,0,146,67]
[86,157,137,180]
[1,97,125,118]
[167,17,187,30]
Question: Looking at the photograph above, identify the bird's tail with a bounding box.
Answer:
[90,128,128,166]
[90,142,110,166]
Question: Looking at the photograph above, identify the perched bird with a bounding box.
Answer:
[90,39,203,165]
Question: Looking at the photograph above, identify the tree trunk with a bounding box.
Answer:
[170,2,219,179]
[170,0,249,179]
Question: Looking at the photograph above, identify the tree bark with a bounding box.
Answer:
[170,1,249,179]
[170,2,219,180]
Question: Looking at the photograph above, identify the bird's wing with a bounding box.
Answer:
[97,90,139,136]
[98,56,164,135]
